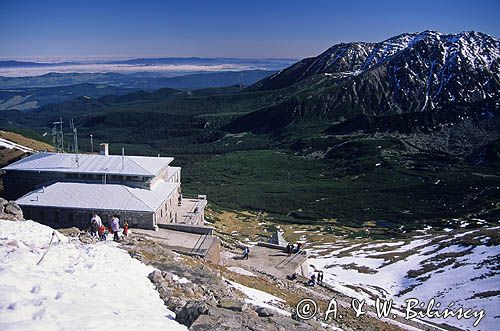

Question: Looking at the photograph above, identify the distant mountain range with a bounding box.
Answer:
[0,70,276,111]
[0,57,296,68]
[227,30,499,133]
[0,60,78,67]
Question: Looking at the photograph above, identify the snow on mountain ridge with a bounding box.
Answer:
[256,30,499,97]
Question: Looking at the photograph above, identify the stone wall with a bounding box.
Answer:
[21,205,155,230]
[158,223,214,235]
[205,237,221,264]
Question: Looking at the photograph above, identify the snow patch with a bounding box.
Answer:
[0,220,186,331]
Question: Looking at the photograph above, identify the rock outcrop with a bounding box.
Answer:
[0,199,24,221]
[130,237,321,331]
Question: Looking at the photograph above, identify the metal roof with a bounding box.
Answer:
[2,152,174,177]
[16,180,179,212]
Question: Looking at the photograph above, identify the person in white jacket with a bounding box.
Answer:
[89,212,102,239]
[91,212,102,227]
[111,215,120,241]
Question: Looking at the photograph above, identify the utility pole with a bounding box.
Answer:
[90,134,93,154]
[69,119,79,167]
[51,117,64,153]
[60,117,64,152]
[69,119,79,154]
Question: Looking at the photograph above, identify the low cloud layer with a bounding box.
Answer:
[0,61,294,77]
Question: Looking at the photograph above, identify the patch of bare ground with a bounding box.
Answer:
[0,131,54,151]
[325,262,377,274]
[468,290,500,299]
[0,147,25,167]
[407,258,458,279]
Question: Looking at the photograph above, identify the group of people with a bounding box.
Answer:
[307,270,324,287]
[89,212,129,242]
[285,242,303,255]
[286,270,324,287]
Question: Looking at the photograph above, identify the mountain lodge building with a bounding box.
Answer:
[1,143,207,230]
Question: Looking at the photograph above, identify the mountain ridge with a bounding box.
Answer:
[253,30,499,91]
[225,30,499,134]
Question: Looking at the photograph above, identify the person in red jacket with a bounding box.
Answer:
[123,222,129,237]
[98,224,106,241]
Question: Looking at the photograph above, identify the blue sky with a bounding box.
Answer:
[1,0,499,59]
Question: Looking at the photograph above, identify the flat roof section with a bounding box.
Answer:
[2,152,174,177]
[16,180,179,212]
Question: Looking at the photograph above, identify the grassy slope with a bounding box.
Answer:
[0,130,54,151]
[182,146,500,230]
[1,86,498,231]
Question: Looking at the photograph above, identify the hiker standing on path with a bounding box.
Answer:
[111,215,120,241]
[89,219,98,239]
[242,246,250,260]
[317,271,324,285]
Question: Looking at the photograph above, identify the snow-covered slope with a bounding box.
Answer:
[257,30,499,92]
[308,226,500,330]
[0,220,187,331]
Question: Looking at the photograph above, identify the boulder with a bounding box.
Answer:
[161,270,175,281]
[0,212,18,221]
[58,227,81,237]
[78,233,95,244]
[255,306,275,317]
[148,270,164,284]
[167,296,186,312]
[175,301,209,327]
[4,201,23,219]
[218,299,247,312]
[0,197,7,212]
[7,240,19,248]
[157,281,172,300]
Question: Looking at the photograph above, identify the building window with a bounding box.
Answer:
[68,212,74,222]
[126,176,132,181]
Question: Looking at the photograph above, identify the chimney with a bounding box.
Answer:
[100,143,109,156]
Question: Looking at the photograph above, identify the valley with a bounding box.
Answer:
[1,30,499,233]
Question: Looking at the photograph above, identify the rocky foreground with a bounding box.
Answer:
[0,203,469,330]
[121,233,447,331]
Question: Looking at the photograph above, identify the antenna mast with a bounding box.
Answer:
[51,117,64,153]
[70,119,79,167]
